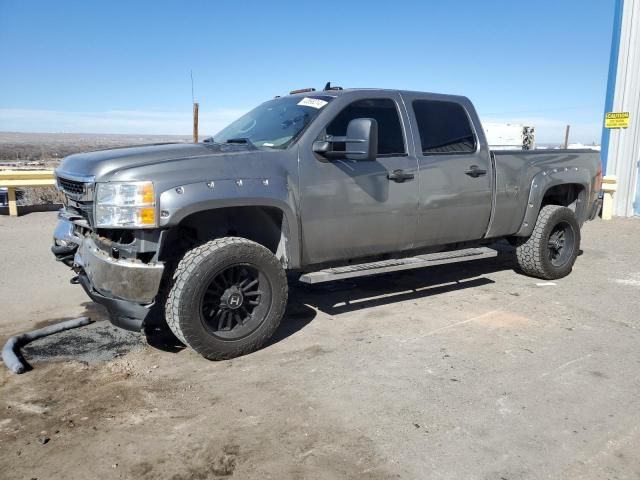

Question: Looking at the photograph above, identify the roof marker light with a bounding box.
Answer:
[289,88,316,95]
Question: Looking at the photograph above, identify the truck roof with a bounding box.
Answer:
[286,88,469,103]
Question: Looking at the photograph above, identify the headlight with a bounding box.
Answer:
[95,182,156,228]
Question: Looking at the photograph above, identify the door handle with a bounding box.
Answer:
[465,165,487,178]
[387,169,415,183]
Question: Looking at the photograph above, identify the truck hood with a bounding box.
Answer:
[56,142,256,181]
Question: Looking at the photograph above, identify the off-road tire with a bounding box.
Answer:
[516,205,581,280]
[165,237,288,360]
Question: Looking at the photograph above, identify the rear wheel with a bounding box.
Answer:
[516,205,581,280]
[166,237,288,360]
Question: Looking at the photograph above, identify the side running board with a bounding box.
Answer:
[298,247,498,284]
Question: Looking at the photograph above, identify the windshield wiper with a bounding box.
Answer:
[225,137,255,147]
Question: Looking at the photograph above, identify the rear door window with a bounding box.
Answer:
[326,98,406,156]
[412,100,476,154]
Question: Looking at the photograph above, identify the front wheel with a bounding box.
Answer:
[165,237,288,360]
[516,205,581,280]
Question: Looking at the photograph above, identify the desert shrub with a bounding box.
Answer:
[18,187,65,206]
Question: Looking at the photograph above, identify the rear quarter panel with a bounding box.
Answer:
[488,149,601,238]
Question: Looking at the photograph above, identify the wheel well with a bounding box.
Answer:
[164,206,290,266]
[541,183,585,211]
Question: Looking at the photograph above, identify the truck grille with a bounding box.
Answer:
[57,174,95,226]
[58,177,86,196]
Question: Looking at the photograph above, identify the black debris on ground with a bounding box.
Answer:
[22,321,145,364]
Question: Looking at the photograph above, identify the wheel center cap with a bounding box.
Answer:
[222,288,244,310]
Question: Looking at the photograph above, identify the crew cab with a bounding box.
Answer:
[52,86,602,360]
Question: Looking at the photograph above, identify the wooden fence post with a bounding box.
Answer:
[7,186,17,216]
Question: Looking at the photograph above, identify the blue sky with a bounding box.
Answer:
[0,0,614,143]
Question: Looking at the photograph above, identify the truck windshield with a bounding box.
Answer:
[213,95,332,149]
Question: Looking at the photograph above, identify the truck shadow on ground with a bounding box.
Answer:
[264,251,517,349]
[211,244,581,353]
[292,255,514,314]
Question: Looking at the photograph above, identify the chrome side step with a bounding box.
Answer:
[298,247,498,284]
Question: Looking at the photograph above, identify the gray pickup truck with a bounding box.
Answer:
[52,86,602,360]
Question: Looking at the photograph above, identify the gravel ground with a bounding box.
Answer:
[1,211,639,479]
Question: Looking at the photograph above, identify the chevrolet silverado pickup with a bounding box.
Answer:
[52,86,602,360]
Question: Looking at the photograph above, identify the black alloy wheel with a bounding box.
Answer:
[200,264,272,340]
[547,221,576,268]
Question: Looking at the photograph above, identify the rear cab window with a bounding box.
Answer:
[412,100,477,155]
[325,98,406,156]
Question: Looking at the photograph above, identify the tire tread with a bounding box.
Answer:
[516,205,580,280]
[165,237,287,360]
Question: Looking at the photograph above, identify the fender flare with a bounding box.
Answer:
[515,167,592,237]
[158,178,301,268]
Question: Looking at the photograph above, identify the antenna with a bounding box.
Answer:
[323,81,343,91]
[190,70,195,103]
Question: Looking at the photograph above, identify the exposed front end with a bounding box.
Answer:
[52,172,165,331]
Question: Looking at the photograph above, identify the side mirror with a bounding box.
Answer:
[345,118,378,161]
[312,118,378,161]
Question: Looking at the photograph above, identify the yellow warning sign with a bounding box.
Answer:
[605,112,630,129]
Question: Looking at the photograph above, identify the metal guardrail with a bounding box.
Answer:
[0,170,56,216]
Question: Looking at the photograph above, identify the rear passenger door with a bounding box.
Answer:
[402,95,493,247]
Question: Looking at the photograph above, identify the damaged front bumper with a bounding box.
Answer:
[73,235,164,304]
[52,213,164,331]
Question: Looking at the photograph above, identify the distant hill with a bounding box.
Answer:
[0,131,192,166]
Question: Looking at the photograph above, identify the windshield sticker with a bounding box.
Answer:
[298,97,328,109]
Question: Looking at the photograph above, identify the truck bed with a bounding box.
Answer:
[487,149,601,238]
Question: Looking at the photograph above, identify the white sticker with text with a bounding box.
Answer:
[297,97,328,109]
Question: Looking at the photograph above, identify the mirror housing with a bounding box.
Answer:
[345,118,378,161]
[312,118,378,161]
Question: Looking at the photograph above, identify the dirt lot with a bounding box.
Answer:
[1,212,639,479]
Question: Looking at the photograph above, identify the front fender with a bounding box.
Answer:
[515,167,592,237]
[158,177,301,267]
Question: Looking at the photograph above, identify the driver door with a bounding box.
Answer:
[298,94,419,265]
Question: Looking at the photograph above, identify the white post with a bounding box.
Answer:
[601,175,618,220]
